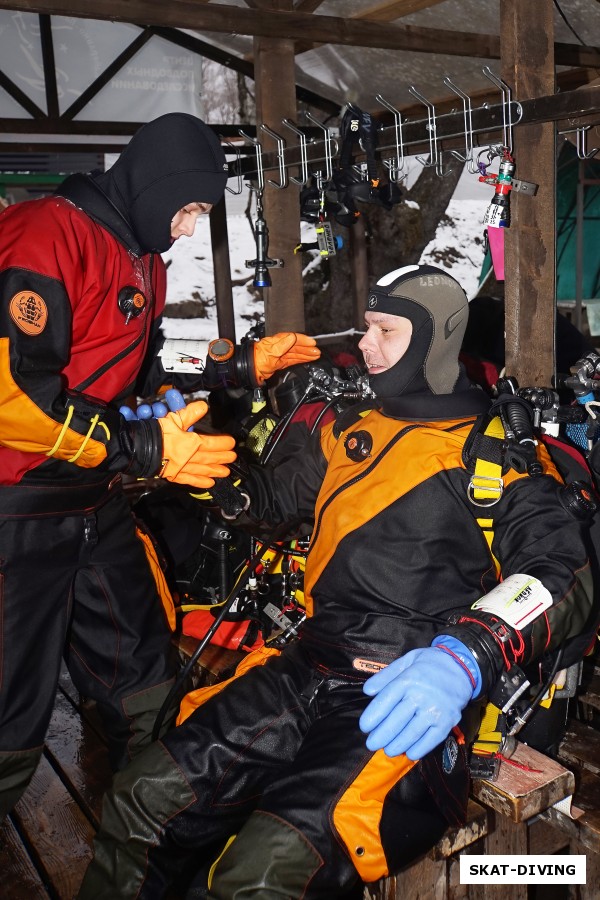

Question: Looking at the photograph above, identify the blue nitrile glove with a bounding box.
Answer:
[119,390,189,423]
[359,641,480,760]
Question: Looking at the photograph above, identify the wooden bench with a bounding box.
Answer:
[0,667,113,899]
[2,639,595,900]
[177,635,587,900]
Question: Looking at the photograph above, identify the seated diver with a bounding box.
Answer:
[78,264,597,899]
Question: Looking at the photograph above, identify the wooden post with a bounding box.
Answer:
[501,0,556,386]
[253,0,305,335]
[210,197,236,342]
[349,217,369,330]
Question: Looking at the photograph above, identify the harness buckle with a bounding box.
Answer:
[468,474,504,507]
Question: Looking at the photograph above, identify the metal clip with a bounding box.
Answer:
[467,474,504,507]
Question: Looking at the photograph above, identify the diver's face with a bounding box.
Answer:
[358,312,413,375]
[170,202,213,239]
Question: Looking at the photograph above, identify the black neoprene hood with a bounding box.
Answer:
[366,264,470,400]
[92,113,228,253]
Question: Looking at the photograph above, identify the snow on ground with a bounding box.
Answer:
[160,194,491,342]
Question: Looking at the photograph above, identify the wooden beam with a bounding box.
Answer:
[0,69,47,117]
[352,0,446,21]
[3,1,597,68]
[0,1,501,57]
[294,0,325,12]
[39,14,59,118]
[502,0,556,387]
[210,198,236,342]
[254,2,305,334]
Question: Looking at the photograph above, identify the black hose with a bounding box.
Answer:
[151,524,289,742]
[508,647,565,736]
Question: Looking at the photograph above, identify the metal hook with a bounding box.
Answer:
[576,125,600,160]
[442,76,478,174]
[408,85,448,173]
[282,118,309,186]
[259,124,288,189]
[238,129,264,194]
[303,110,336,182]
[435,150,455,178]
[220,137,243,195]
[482,66,517,155]
[375,93,406,183]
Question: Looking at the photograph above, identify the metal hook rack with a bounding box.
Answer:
[238,128,265,195]
[230,69,529,187]
[442,75,478,174]
[407,85,453,176]
[220,136,243,195]
[303,110,337,182]
[576,125,600,160]
[375,93,406,183]
[482,66,521,155]
[260,124,288,189]
[282,118,309,186]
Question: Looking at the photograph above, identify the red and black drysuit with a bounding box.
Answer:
[79,384,597,900]
[0,113,233,818]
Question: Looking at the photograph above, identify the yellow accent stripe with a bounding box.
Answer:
[0,338,108,467]
[136,528,176,631]
[208,835,237,888]
[332,750,416,882]
[46,403,75,456]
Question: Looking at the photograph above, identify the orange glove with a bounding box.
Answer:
[253,332,320,384]
[157,400,236,489]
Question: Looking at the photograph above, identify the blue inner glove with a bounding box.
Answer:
[119,389,188,423]
[359,640,480,761]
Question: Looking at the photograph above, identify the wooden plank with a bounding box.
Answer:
[528,817,570,855]
[469,812,528,900]
[45,688,113,824]
[558,719,600,776]
[537,769,600,856]
[430,799,488,860]
[11,755,95,899]
[0,816,50,899]
[394,853,447,899]
[176,633,244,685]
[471,742,575,823]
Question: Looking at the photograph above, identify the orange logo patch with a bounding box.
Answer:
[132,292,145,309]
[352,658,388,674]
[9,290,48,335]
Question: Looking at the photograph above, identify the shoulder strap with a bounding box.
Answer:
[466,415,506,578]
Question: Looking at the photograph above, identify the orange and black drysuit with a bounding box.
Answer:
[78,383,596,899]
[0,113,232,819]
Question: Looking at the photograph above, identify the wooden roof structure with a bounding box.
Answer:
[1,0,600,384]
